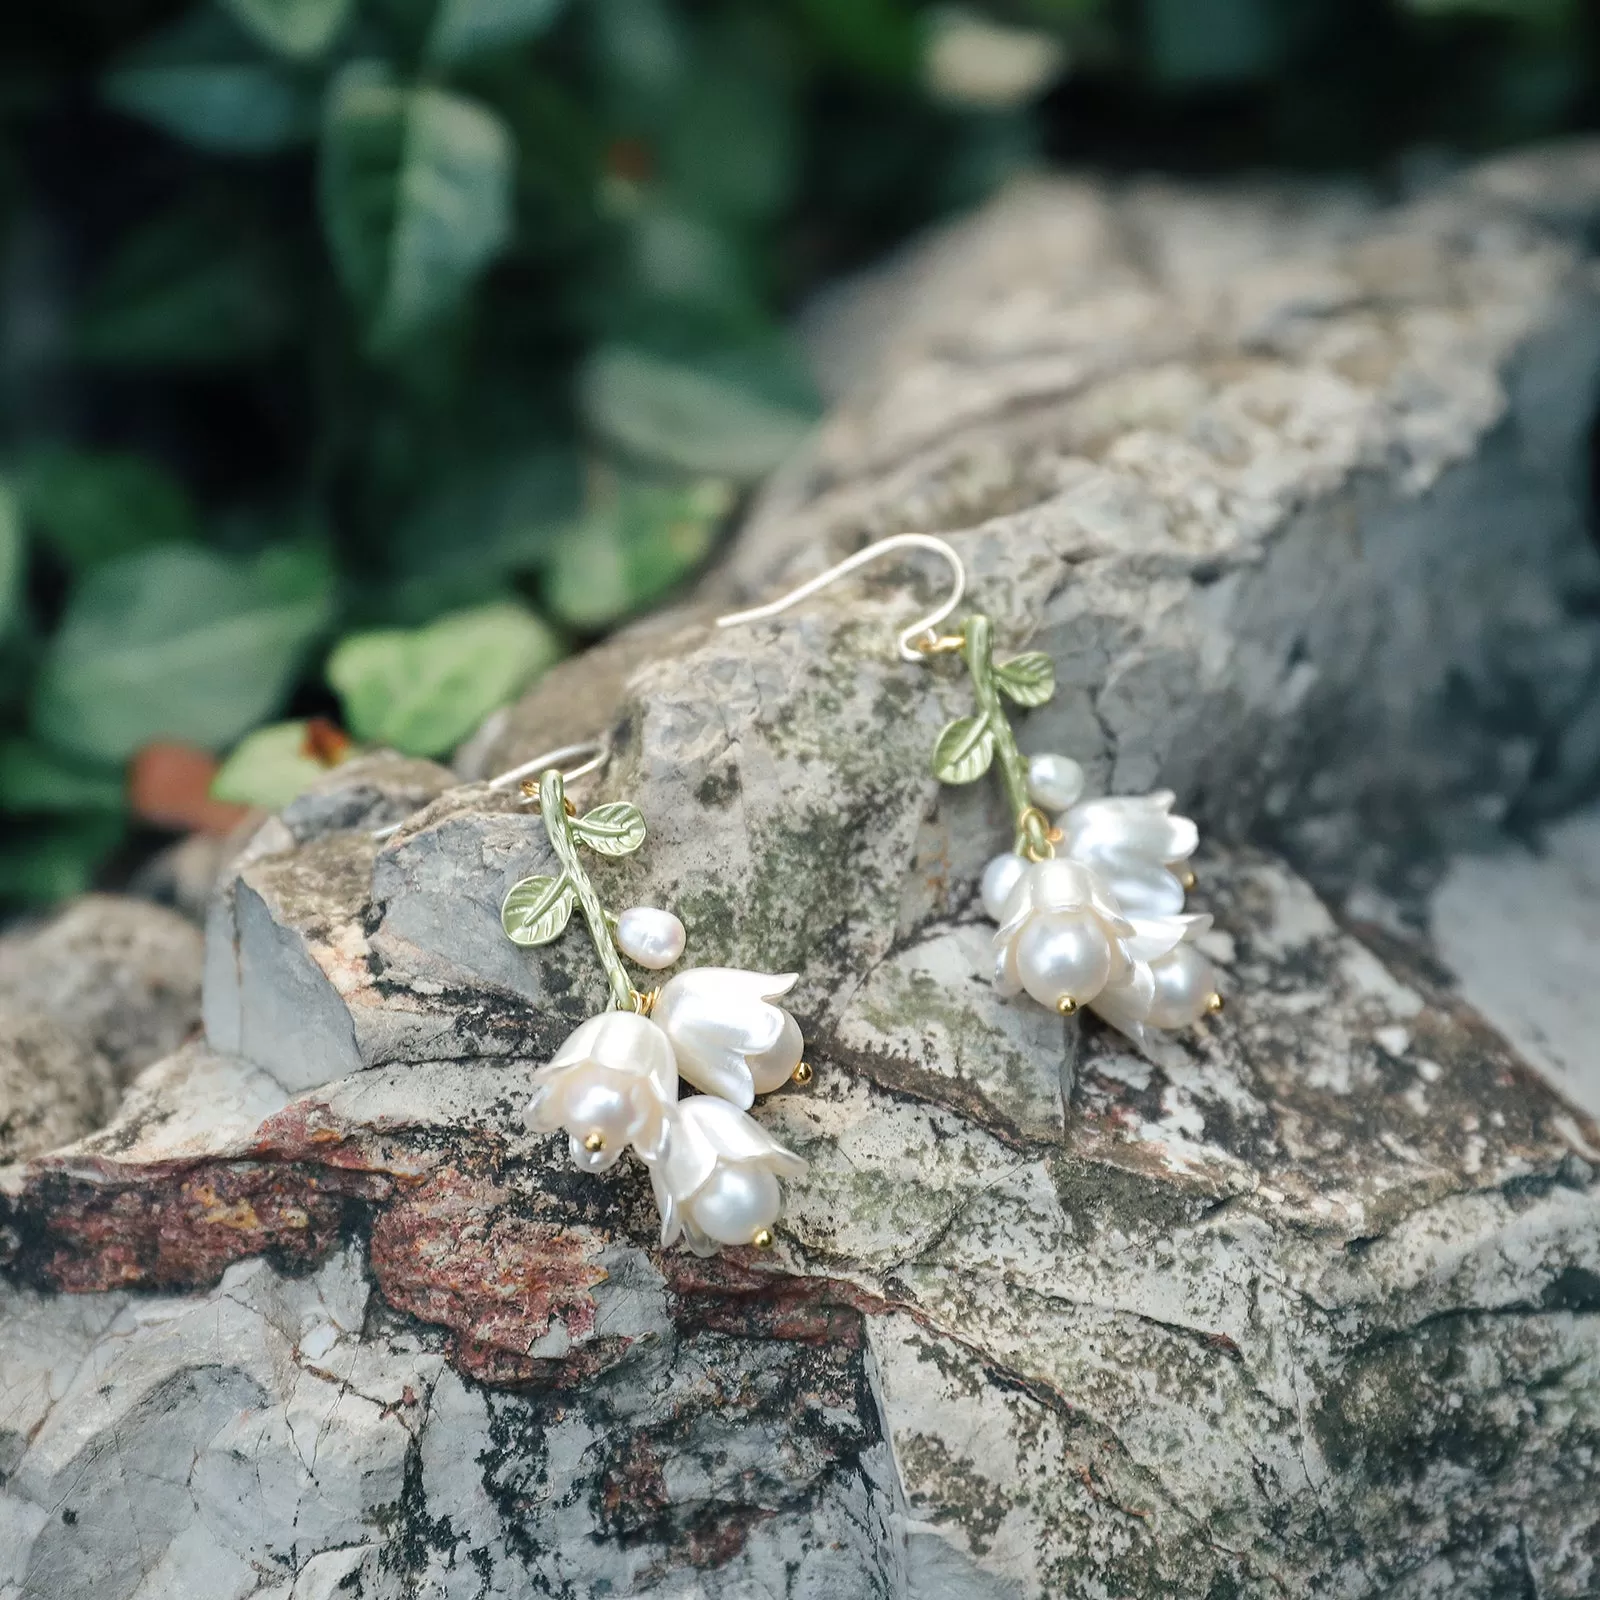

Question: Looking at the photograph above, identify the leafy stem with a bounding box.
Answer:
[537,770,636,1011]
[928,612,1058,860]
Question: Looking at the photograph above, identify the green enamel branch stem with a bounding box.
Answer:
[961,613,1049,859]
[538,769,635,1012]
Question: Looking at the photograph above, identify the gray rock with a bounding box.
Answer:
[0,1009,114,1162]
[7,148,1600,1597]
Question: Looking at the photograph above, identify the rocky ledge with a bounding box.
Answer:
[5,144,1600,1598]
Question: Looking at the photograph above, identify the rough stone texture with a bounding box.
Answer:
[0,895,202,1083]
[0,1011,114,1163]
[7,146,1600,1596]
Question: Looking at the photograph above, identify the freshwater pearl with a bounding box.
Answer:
[688,1163,782,1246]
[747,1011,804,1094]
[616,906,686,970]
[1026,753,1085,812]
[560,1074,634,1170]
[980,852,1029,921]
[1146,944,1217,1029]
[1015,912,1112,1010]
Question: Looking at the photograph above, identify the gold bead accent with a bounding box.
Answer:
[1178,868,1197,891]
[1206,992,1224,1015]
[583,1131,606,1153]
[563,797,577,817]
[1056,996,1079,1016]
[791,1061,814,1087]
[751,1227,774,1250]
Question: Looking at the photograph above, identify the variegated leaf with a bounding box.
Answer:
[994,651,1055,708]
[931,714,995,784]
[501,873,575,945]
[572,800,646,856]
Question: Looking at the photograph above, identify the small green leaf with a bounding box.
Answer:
[579,345,815,481]
[105,9,320,154]
[932,713,995,784]
[571,801,646,857]
[20,449,199,571]
[32,543,334,764]
[543,478,730,631]
[221,0,353,59]
[328,602,560,758]
[502,872,576,946]
[320,63,514,350]
[993,651,1055,708]
[429,0,566,65]
[211,721,332,810]
[0,479,20,638]
[0,738,125,815]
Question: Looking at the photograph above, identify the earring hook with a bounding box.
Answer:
[370,738,608,841]
[716,533,967,663]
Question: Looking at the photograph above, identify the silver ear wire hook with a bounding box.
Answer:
[716,533,967,663]
[369,738,608,841]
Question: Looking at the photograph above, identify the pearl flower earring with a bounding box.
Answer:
[500,750,807,1254]
[718,535,1226,1050]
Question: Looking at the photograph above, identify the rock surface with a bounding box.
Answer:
[7,146,1600,1596]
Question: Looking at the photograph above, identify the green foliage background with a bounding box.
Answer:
[0,0,1593,904]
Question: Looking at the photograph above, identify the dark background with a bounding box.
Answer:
[1,0,1595,906]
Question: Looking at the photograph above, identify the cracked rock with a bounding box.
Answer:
[5,148,1600,1596]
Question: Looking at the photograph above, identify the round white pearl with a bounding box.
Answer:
[1026,753,1085,812]
[562,1073,633,1170]
[980,852,1029,921]
[688,1164,782,1246]
[1147,944,1216,1029]
[616,906,686,970]
[747,1010,804,1095]
[1015,912,1112,1010]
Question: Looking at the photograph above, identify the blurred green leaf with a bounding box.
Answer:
[104,8,320,155]
[222,0,353,59]
[0,818,124,906]
[429,0,566,65]
[0,479,20,639]
[579,344,816,479]
[544,477,729,629]
[21,450,200,571]
[1142,0,1282,86]
[0,738,125,814]
[320,63,515,350]
[211,720,332,808]
[328,601,560,756]
[794,0,920,81]
[33,543,335,763]
[76,205,293,366]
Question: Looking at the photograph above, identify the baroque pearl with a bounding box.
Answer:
[1015,912,1112,1010]
[1146,943,1217,1028]
[980,852,1029,921]
[747,1010,804,1094]
[616,906,686,970]
[688,1163,782,1246]
[1026,753,1085,812]
[562,1075,634,1160]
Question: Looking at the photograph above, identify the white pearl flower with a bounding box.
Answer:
[648,1094,807,1254]
[527,1010,678,1172]
[1087,911,1216,1048]
[651,967,803,1108]
[992,858,1135,1011]
[1056,790,1199,917]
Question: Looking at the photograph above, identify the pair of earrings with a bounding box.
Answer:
[497,534,1224,1255]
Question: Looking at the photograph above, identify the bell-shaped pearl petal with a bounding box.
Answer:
[746,1010,804,1094]
[529,1010,679,1166]
[1015,912,1113,1009]
[1026,753,1085,811]
[686,1164,782,1246]
[649,1094,807,1254]
[616,906,686,970]
[980,852,1029,921]
[1146,943,1218,1028]
[653,967,798,1108]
